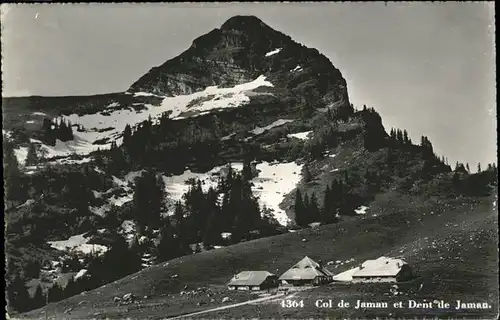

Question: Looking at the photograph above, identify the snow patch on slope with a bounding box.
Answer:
[133,92,161,97]
[251,161,302,225]
[163,75,273,120]
[355,205,369,215]
[39,135,105,159]
[48,233,108,255]
[119,220,137,244]
[162,164,243,208]
[250,119,294,135]
[290,65,303,72]
[161,161,301,225]
[42,76,273,160]
[89,205,110,217]
[265,48,282,57]
[14,147,28,166]
[287,131,312,140]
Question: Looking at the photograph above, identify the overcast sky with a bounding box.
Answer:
[1,2,496,168]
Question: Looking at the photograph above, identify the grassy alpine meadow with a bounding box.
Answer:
[17,192,498,319]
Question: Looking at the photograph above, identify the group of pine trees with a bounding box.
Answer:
[452,161,498,196]
[95,115,223,178]
[6,234,145,314]
[41,118,74,146]
[6,275,37,313]
[389,128,412,145]
[123,158,276,265]
[294,178,350,227]
[154,159,268,262]
[3,137,27,205]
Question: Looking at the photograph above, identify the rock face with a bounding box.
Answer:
[129,15,349,110]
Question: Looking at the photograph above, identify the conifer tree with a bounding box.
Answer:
[64,276,78,299]
[3,137,25,202]
[452,171,460,188]
[32,284,45,309]
[133,171,164,228]
[48,282,64,303]
[242,158,253,181]
[123,124,133,154]
[322,184,331,223]
[303,164,312,183]
[309,192,320,223]
[294,189,306,227]
[7,275,31,312]
[303,193,310,222]
[25,143,39,166]
[396,129,403,143]
[157,220,182,262]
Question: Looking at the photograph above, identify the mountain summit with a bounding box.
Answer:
[219,15,273,31]
[129,16,349,110]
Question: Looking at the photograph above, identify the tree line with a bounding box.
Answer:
[294,177,354,227]
[41,117,74,146]
[132,159,279,261]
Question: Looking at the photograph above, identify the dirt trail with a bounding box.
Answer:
[164,292,294,320]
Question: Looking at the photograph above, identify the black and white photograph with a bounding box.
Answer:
[2,2,497,319]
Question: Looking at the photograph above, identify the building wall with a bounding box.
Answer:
[237,286,250,291]
[396,265,413,282]
[280,279,315,287]
[352,276,397,283]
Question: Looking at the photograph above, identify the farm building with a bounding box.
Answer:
[227,271,278,291]
[279,256,333,287]
[350,257,413,283]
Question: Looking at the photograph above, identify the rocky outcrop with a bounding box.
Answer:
[129,15,349,110]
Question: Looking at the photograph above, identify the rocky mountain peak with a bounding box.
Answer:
[219,15,271,32]
[128,16,349,109]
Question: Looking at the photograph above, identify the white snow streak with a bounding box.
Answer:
[354,205,369,215]
[265,48,282,57]
[74,269,88,280]
[48,233,108,255]
[133,92,161,97]
[163,75,273,120]
[250,119,294,135]
[221,133,235,141]
[287,131,312,140]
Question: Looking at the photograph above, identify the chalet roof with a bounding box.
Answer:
[352,257,407,278]
[279,256,332,281]
[228,271,275,286]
